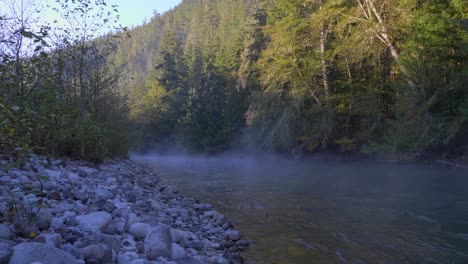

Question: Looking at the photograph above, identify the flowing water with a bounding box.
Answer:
[134,154,468,264]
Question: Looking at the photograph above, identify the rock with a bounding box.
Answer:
[45,169,61,179]
[0,224,12,240]
[61,244,83,259]
[80,243,112,261]
[64,234,79,243]
[46,190,62,201]
[101,234,122,256]
[76,211,112,232]
[135,241,144,253]
[170,243,186,260]
[78,166,97,177]
[235,240,249,247]
[225,229,241,241]
[35,209,53,230]
[0,240,14,264]
[74,191,88,203]
[35,233,62,247]
[170,229,190,246]
[187,240,205,250]
[95,187,114,200]
[129,223,151,240]
[117,252,139,264]
[224,252,243,264]
[67,172,80,184]
[192,203,212,211]
[211,243,222,250]
[144,225,172,258]
[9,242,76,264]
[217,257,230,264]
[100,200,116,213]
[176,257,204,264]
[126,213,140,228]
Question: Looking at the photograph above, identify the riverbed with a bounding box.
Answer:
[135,154,468,264]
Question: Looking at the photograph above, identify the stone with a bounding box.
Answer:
[192,203,212,211]
[95,187,114,200]
[0,224,12,240]
[176,257,204,264]
[64,234,79,244]
[80,243,112,261]
[101,200,116,213]
[144,225,172,258]
[235,240,249,247]
[35,209,53,230]
[170,229,189,247]
[46,190,62,201]
[78,166,97,177]
[74,191,88,203]
[9,242,76,264]
[76,211,112,232]
[0,240,14,264]
[117,252,139,264]
[187,240,205,250]
[67,172,80,184]
[225,229,241,241]
[217,258,230,264]
[61,244,83,259]
[129,223,151,240]
[170,243,186,260]
[45,169,61,179]
[35,233,62,247]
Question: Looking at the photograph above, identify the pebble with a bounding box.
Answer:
[0,156,248,264]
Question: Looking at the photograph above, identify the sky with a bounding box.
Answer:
[0,0,183,32]
[108,0,183,28]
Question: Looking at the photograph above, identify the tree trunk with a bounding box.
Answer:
[358,0,416,91]
[319,1,332,106]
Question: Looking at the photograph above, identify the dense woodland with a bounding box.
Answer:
[1,0,467,160]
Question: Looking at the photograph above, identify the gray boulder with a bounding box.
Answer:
[0,240,14,264]
[9,242,76,264]
[35,209,53,230]
[76,211,112,232]
[80,243,112,262]
[170,243,186,260]
[117,252,139,264]
[0,224,12,240]
[129,223,151,240]
[144,225,172,258]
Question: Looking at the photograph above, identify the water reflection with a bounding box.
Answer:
[134,154,468,264]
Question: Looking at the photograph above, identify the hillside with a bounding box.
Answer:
[113,0,468,158]
[1,0,467,160]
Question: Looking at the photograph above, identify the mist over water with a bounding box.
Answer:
[133,153,468,264]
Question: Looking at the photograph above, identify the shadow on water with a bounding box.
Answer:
[133,153,468,264]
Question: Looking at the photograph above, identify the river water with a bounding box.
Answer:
[134,154,468,264]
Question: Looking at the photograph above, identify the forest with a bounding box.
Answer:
[1,0,467,161]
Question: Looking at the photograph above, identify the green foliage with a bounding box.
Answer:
[0,0,130,161]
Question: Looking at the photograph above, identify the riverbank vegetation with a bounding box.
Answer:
[1,0,467,161]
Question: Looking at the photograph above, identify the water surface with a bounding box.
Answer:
[134,154,468,264]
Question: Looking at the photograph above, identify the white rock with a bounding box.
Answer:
[129,223,151,240]
[0,224,12,240]
[9,242,76,264]
[144,224,172,258]
[76,211,112,232]
[117,252,139,264]
[170,243,186,260]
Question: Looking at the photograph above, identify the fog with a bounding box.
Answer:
[131,152,468,264]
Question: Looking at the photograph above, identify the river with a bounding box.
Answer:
[134,154,468,264]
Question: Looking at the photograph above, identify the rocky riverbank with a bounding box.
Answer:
[0,155,248,264]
